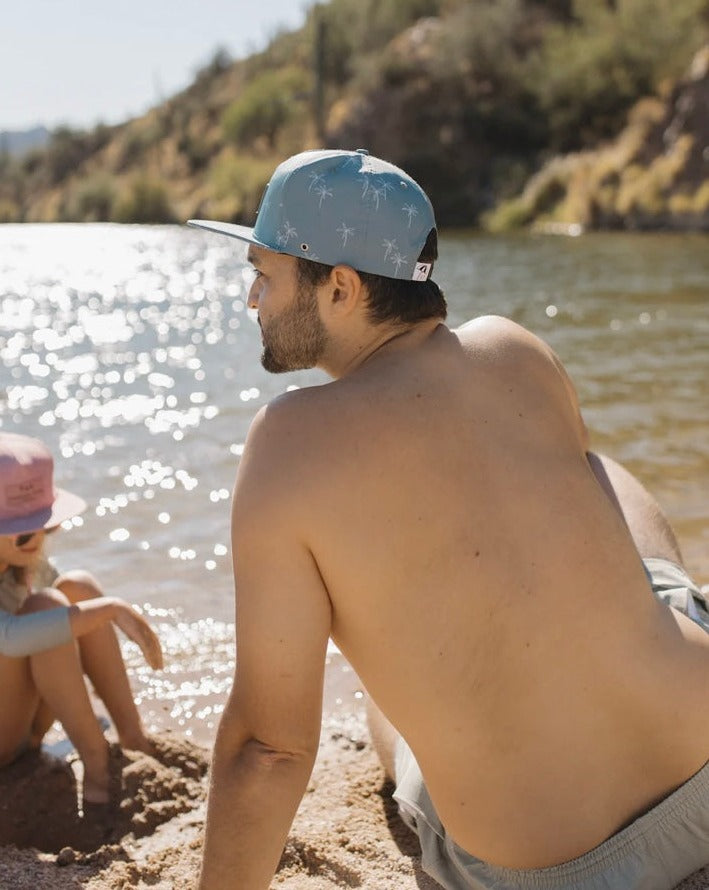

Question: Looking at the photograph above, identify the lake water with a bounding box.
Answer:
[1,224,708,744]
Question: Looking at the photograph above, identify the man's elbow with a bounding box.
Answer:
[209,736,316,794]
[239,736,316,772]
[213,706,320,773]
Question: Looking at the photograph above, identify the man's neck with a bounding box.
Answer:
[320,318,442,379]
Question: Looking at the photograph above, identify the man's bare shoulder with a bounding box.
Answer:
[456,314,570,380]
[454,315,585,434]
[236,386,339,502]
[250,384,340,440]
[455,314,549,355]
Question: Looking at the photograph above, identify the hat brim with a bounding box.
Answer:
[0,487,87,537]
[187,219,272,251]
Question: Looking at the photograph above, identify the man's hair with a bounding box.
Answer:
[295,229,447,325]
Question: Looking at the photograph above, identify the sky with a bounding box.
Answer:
[1,0,310,132]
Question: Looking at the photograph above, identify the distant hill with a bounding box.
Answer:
[0,126,50,157]
[0,0,706,230]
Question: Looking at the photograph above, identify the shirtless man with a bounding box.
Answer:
[189,149,709,890]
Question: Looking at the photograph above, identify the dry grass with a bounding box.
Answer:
[483,66,708,233]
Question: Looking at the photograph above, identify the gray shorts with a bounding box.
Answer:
[393,557,709,890]
[644,557,709,629]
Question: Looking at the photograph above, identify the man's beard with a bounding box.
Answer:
[260,282,328,373]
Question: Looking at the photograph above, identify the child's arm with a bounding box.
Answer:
[0,607,72,657]
[0,598,162,669]
[68,597,163,669]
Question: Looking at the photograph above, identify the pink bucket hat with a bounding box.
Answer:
[0,433,87,536]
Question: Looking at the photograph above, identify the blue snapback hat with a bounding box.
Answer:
[188,149,437,281]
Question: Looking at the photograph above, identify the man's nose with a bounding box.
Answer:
[247,282,259,310]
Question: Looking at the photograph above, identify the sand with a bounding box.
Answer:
[1,715,708,889]
[0,714,440,890]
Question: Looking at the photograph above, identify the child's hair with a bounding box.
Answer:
[11,563,28,586]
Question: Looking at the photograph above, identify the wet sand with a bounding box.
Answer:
[1,655,708,889]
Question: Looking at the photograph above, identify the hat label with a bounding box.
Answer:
[4,475,47,513]
[5,476,45,507]
[413,263,431,281]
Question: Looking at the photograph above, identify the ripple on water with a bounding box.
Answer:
[1,225,708,745]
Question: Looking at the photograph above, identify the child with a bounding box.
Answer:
[0,432,163,805]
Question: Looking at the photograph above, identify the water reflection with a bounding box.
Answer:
[1,225,707,584]
[1,223,708,741]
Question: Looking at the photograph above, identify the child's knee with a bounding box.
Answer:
[55,570,103,603]
[18,588,70,614]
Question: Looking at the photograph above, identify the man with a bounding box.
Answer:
[188,149,709,890]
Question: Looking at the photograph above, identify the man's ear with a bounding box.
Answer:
[325,265,363,316]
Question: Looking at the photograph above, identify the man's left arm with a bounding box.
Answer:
[199,407,332,890]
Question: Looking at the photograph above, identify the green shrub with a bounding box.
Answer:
[20,148,44,176]
[435,0,527,83]
[0,198,20,222]
[46,126,92,184]
[88,123,114,154]
[72,173,117,221]
[116,129,150,172]
[115,121,166,173]
[177,132,212,172]
[482,197,535,233]
[194,47,232,84]
[208,152,273,221]
[222,67,310,149]
[311,0,443,84]
[112,177,175,223]
[530,0,708,151]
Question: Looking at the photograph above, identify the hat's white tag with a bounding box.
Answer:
[412,262,431,281]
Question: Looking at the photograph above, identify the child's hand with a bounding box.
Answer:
[112,601,164,670]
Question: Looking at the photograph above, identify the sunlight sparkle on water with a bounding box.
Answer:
[0,225,264,621]
[3,223,707,742]
[121,615,235,739]
[1,227,241,457]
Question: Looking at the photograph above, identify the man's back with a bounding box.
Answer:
[273,314,709,868]
[193,148,709,890]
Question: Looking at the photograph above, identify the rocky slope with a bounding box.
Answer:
[485,45,709,232]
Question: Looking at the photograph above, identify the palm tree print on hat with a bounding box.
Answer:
[402,204,419,228]
[358,175,372,199]
[382,239,399,261]
[368,182,394,211]
[308,173,327,193]
[314,183,333,207]
[337,223,355,246]
[390,251,407,276]
[277,221,298,247]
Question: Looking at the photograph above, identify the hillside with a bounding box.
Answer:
[0,0,707,230]
[486,44,709,232]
